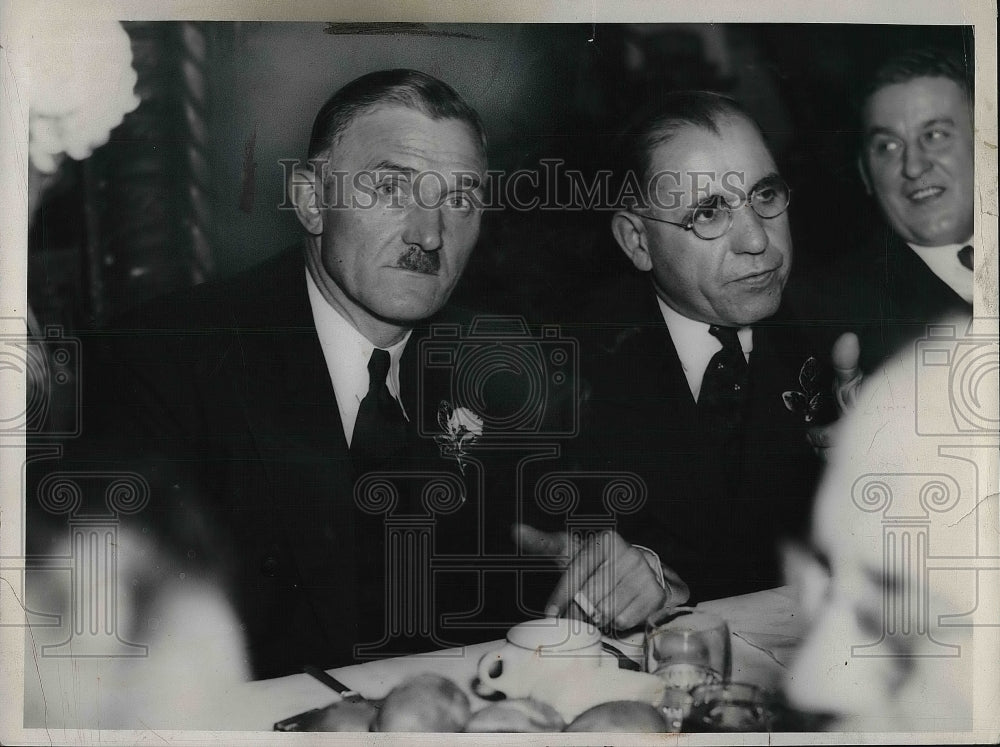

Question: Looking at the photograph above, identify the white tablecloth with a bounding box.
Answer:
[240,585,805,731]
[20,572,802,732]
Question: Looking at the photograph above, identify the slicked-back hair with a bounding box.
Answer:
[862,47,974,107]
[306,68,487,162]
[613,91,758,208]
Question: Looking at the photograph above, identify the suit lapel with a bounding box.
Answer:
[234,248,363,654]
[580,278,823,595]
[597,280,697,421]
[743,320,811,447]
[860,229,970,370]
[739,317,823,538]
[585,281,713,540]
[882,230,968,320]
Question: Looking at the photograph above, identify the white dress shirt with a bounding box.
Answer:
[306,271,410,445]
[908,237,975,304]
[656,296,753,402]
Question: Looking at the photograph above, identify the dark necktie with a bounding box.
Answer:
[699,325,749,434]
[351,348,407,474]
[958,245,974,272]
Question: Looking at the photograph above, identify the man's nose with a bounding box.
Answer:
[729,206,769,255]
[902,142,932,180]
[402,204,444,252]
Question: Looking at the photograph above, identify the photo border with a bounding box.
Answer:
[2,1,996,744]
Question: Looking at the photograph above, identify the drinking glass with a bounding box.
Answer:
[657,689,694,733]
[645,607,732,692]
[687,682,776,732]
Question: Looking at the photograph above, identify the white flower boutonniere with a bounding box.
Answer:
[435,401,484,475]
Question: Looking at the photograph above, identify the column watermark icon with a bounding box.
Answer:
[34,471,150,657]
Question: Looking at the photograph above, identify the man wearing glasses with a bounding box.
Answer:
[559,92,841,606]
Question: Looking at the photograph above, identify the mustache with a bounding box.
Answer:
[395,246,440,274]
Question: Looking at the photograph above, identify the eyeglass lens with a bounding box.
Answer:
[691,180,790,239]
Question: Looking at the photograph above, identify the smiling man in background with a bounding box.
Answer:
[853,48,975,370]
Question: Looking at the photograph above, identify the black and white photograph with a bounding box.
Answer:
[1,1,997,743]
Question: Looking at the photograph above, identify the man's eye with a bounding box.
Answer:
[692,207,719,225]
[377,178,410,199]
[446,191,479,213]
[923,129,952,147]
[692,198,726,225]
[755,187,777,204]
[871,138,901,156]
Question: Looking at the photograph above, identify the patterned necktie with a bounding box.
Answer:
[699,325,749,434]
[958,245,974,272]
[351,348,407,474]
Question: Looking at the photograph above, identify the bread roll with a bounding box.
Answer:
[373,673,470,732]
[464,698,565,732]
[299,700,377,731]
[566,700,667,732]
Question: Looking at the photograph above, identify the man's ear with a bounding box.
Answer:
[611,211,653,272]
[290,164,324,235]
[857,155,873,196]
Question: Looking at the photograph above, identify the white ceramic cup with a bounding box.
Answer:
[476,618,615,698]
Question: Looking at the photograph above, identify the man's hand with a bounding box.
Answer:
[830,332,863,412]
[807,332,863,459]
[512,523,684,631]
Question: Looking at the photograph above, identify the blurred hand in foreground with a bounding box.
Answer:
[807,332,863,460]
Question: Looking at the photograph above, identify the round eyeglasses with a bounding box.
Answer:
[631,178,791,240]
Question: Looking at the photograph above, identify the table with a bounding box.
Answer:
[20,579,803,732]
[239,585,805,731]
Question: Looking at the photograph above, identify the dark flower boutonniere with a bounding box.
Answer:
[782,357,829,423]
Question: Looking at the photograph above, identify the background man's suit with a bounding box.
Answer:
[788,223,972,375]
[854,226,972,371]
[569,273,830,603]
[55,247,535,678]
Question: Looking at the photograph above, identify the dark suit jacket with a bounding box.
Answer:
[57,247,538,678]
[856,226,972,372]
[788,224,972,374]
[568,274,830,602]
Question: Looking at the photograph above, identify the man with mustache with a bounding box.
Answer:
[851,48,975,371]
[522,93,849,615]
[68,68,664,678]
[65,70,495,678]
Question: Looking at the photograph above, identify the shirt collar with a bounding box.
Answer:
[906,236,974,304]
[305,271,411,444]
[656,295,753,402]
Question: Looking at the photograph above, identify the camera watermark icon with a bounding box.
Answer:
[0,324,81,437]
[915,318,999,437]
[841,316,1000,664]
[417,316,579,442]
[29,471,151,657]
